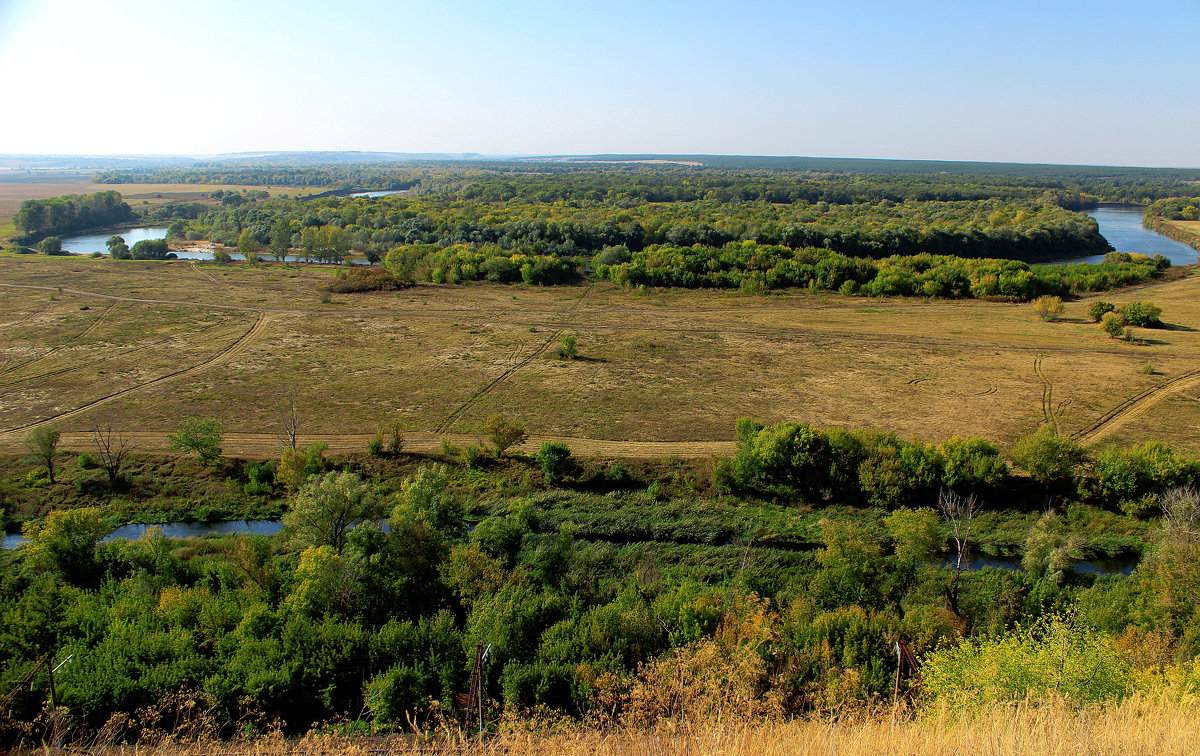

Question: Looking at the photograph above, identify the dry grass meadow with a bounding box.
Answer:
[20,699,1200,756]
[1,255,1198,458]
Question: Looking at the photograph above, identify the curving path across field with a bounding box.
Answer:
[1071,367,1200,446]
[0,313,271,439]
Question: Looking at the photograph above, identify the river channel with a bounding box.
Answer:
[1043,205,1199,266]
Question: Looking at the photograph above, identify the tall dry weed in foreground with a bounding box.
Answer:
[19,696,1200,756]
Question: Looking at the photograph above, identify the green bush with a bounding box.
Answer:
[1088,442,1200,516]
[1087,300,1115,322]
[1119,301,1163,327]
[1101,311,1126,338]
[536,442,573,484]
[923,615,1134,706]
[368,431,384,457]
[1032,295,1064,321]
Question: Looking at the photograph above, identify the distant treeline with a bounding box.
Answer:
[93,165,427,190]
[93,162,1200,205]
[13,191,133,240]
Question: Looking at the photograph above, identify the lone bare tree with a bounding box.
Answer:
[277,388,302,449]
[93,424,135,488]
[938,488,980,616]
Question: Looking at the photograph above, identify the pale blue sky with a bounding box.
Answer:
[1,0,1196,166]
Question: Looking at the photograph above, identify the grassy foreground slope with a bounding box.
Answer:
[1,256,1198,455]
[12,700,1198,755]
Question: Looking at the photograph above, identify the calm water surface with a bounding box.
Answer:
[1042,205,1199,265]
[60,227,371,265]
[60,227,169,255]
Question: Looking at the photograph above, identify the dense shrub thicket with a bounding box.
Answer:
[2,419,1200,744]
[596,242,1166,299]
[727,419,1200,516]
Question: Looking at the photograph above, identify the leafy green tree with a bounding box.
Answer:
[270,220,292,262]
[278,441,327,490]
[1011,425,1088,502]
[38,236,62,255]
[883,506,942,566]
[536,442,573,484]
[284,545,360,616]
[1101,311,1126,339]
[168,417,224,465]
[391,465,464,539]
[106,234,130,259]
[484,414,527,457]
[284,470,376,554]
[23,425,60,484]
[21,506,110,583]
[130,238,169,260]
[238,229,259,264]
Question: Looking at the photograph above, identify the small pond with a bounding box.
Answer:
[60,227,169,256]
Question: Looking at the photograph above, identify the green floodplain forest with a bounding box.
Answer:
[4,154,1200,749]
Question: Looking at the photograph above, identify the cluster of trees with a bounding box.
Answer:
[726,419,1200,517]
[1144,197,1200,222]
[3,417,1200,744]
[383,244,576,285]
[596,242,1165,301]
[13,192,133,241]
[183,187,1110,263]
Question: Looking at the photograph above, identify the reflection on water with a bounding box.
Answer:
[2,519,283,550]
[60,227,169,255]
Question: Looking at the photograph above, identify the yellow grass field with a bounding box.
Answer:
[1,256,1198,458]
[31,699,1200,756]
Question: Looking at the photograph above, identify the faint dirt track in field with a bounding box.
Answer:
[1072,367,1200,446]
[0,313,272,439]
[0,303,116,378]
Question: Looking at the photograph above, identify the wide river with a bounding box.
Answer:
[1043,205,1199,266]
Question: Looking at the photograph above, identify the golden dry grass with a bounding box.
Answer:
[32,698,1200,756]
[0,256,1198,457]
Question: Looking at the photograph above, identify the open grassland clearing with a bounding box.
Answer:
[1,256,1199,455]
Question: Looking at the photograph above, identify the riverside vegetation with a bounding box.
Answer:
[2,415,1200,749]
